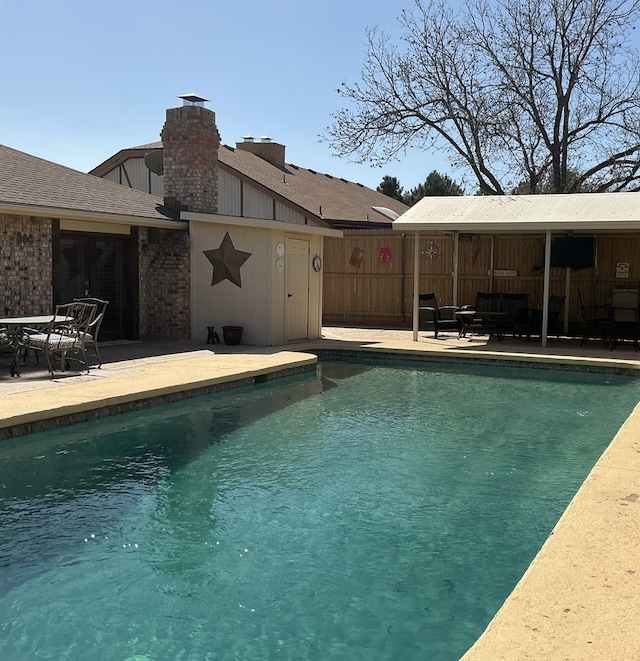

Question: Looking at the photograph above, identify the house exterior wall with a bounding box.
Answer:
[99,160,311,226]
[0,213,53,315]
[190,220,323,345]
[218,169,242,216]
[138,226,191,340]
[242,186,274,220]
[101,158,163,197]
[275,200,307,225]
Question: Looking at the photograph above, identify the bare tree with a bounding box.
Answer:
[326,0,640,194]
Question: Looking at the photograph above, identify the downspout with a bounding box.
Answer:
[412,230,420,341]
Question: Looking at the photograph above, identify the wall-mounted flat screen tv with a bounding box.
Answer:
[550,236,595,269]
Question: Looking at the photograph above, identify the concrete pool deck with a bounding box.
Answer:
[1,327,640,659]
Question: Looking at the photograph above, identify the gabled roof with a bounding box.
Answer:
[0,144,180,224]
[91,141,408,226]
[393,193,640,233]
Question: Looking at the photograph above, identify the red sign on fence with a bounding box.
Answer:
[379,247,391,263]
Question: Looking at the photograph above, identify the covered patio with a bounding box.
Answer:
[393,192,640,347]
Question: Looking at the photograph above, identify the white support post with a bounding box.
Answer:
[452,232,459,306]
[542,231,552,347]
[412,230,420,341]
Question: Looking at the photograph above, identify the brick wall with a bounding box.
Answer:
[0,214,53,315]
[138,226,191,339]
[161,105,220,214]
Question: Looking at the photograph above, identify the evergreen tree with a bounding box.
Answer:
[376,175,405,202]
[404,171,463,205]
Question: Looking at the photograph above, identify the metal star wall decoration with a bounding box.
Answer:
[203,232,251,287]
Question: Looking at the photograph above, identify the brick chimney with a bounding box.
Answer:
[160,94,220,214]
[236,135,286,169]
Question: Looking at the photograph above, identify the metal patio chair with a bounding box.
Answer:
[25,301,97,375]
[513,295,566,342]
[578,290,611,347]
[609,289,640,351]
[499,292,529,337]
[74,297,109,367]
[460,291,503,337]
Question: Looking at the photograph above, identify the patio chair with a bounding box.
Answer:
[609,289,639,351]
[499,292,529,337]
[418,293,461,338]
[460,291,502,337]
[25,301,97,375]
[74,297,109,367]
[513,295,566,342]
[578,290,611,347]
[0,326,11,358]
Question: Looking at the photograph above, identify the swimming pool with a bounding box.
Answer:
[1,360,638,660]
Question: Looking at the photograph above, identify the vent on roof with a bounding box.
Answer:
[309,169,316,174]
[179,93,208,107]
[260,136,273,143]
[242,135,255,142]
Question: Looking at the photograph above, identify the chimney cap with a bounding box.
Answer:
[178,93,209,106]
[242,135,255,142]
[260,135,273,143]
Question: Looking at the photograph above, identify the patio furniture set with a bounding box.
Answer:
[419,291,566,343]
[421,287,640,350]
[0,297,108,377]
[578,288,640,351]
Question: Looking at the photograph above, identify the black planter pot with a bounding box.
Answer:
[222,325,243,345]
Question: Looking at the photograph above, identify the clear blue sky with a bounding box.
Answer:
[3,1,638,195]
[0,0,450,193]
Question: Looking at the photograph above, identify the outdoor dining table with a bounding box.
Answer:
[0,315,71,376]
[455,310,507,340]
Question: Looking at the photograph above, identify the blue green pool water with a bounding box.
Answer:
[1,360,639,660]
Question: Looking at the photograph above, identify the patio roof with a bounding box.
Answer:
[392,192,640,233]
[392,192,640,347]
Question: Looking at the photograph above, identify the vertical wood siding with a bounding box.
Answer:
[323,229,640,332]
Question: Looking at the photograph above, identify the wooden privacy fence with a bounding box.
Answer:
[322,228,640,333]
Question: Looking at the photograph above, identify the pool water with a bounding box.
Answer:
[1,361,639,660]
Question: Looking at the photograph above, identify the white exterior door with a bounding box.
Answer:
[285,238,309,341]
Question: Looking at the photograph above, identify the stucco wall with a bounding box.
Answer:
[190,221,323,346]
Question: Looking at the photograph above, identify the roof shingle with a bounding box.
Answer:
[0,144,178,221]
